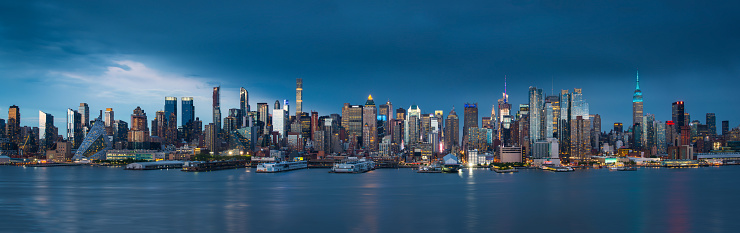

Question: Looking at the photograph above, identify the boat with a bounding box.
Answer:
[541,165,574,172]
[417,164,442,173]
[491,166,518,173]
[256,160,308,173]
[330,159,375,173]
[617,166,637,171]
[182,160,246,172]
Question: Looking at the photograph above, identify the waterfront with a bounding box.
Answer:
[2,166,740,233]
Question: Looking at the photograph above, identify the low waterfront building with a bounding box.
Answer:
[125,161,184,170]
[500,146,523,163]
[106,150,165,161]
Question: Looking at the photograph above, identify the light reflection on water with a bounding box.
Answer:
[2,166,740,232]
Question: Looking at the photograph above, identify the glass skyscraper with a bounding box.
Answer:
[181,97,194,127]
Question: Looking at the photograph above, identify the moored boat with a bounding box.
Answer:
[330,159,375,173]
[256,160,308,173]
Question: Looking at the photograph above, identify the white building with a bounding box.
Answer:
[500,146,522,163]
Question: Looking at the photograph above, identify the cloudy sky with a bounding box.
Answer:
[1,0,739,132]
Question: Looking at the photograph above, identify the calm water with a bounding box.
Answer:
[1,165,739,233]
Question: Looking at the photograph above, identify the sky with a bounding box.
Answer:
[1,0,739,133]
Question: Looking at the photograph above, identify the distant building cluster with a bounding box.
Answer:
[2,74,739,164]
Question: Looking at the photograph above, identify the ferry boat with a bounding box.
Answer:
[330,159,375,173]
[256,160,308,173]
[417,164,442,173]
[540,165,575,172]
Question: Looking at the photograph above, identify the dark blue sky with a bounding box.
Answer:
[1,0,739,131]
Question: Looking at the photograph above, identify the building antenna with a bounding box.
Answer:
[504,75,508,103]
[551,76,554,95]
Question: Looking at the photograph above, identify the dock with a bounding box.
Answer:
[182,160,247,172]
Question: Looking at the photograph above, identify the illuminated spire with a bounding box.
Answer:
[636,70,640,90]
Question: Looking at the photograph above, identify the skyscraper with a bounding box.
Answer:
[342,103,364,142]
[672,101,685,128]
[405,105,421,145]
[67,108,83,149]
[258,103,269,134]
[363,95,378,151]
[128,106,150,149]
[722,120,729,135]
[182,97,194,127]
[165,97,177,125]
[240,87,249,118]
[545,95,560,138]
[272,100,288,138]
[463,103,478,149]
[7,105,20,146]
[558,90,570,158]
[213,86,221,137]
[633,70,644,127]
[296,78,303,116]
[706,113,716,135]
[104,108,115,128]
[39,111,54,151]
[396,108,406,120]
[529,87,543,144]
[79,103,89,128]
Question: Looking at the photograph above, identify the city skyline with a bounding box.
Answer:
[1,1,739,132]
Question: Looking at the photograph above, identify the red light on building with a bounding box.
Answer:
[667,121,675,126]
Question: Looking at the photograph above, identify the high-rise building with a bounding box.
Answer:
[614,123,623,133]
[67,109,83,149]
[204,123,217,153]
[558,90,570,158]
[463,103,478,149]
[342,103,364,141]
[722,121,729,135]
[632,70,643,127]
[104,108,115,127]
[592,114,601,150]
[240,87,249,123]
[311,111,320,141]
[545,95,560,138]
[181,97,194,127]
[213,87,221,137]
[272,100,288,138]
[363,95,378,151]
[257,103,269,134]
[79,103,89,128]
[39,111,54,151]
[672,101,685,128]
[296,78,303,116]
[128,107,150,149]
[7,105,20,147]
[396,108,406,120]
[569,89,590,160]
[706,113,716,136]
[529,87,543,144]
[164,96,177,125]
[405,105,421,145]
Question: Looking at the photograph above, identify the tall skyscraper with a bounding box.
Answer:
[7,105,20,146]
[342,103,364,141]
[558,90,571,158]
[529,87,543,144]
[362,95,378,151]
[240,87,249,116]
[632,70,643,127]
[310,111,320,141]
[182,97,194,127]
[67,109,83,149]
[296,78,303,116]
[128,106,149,149]
[722,120,729,135]
[706,113,716,135]
[39,111,54,151]
[258,103,269,134]
[672,101,685,128]
[396,108,406,120]
[444,107,459,152]
[272,100,288,138]
[405,105,421,145]
[213,87,221,137]
[165,97,177,126]
[104,108,114,127]
[569,89,590,160]
[545,95,560,138]
[79,103,89,128]
[463,103,478,149]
